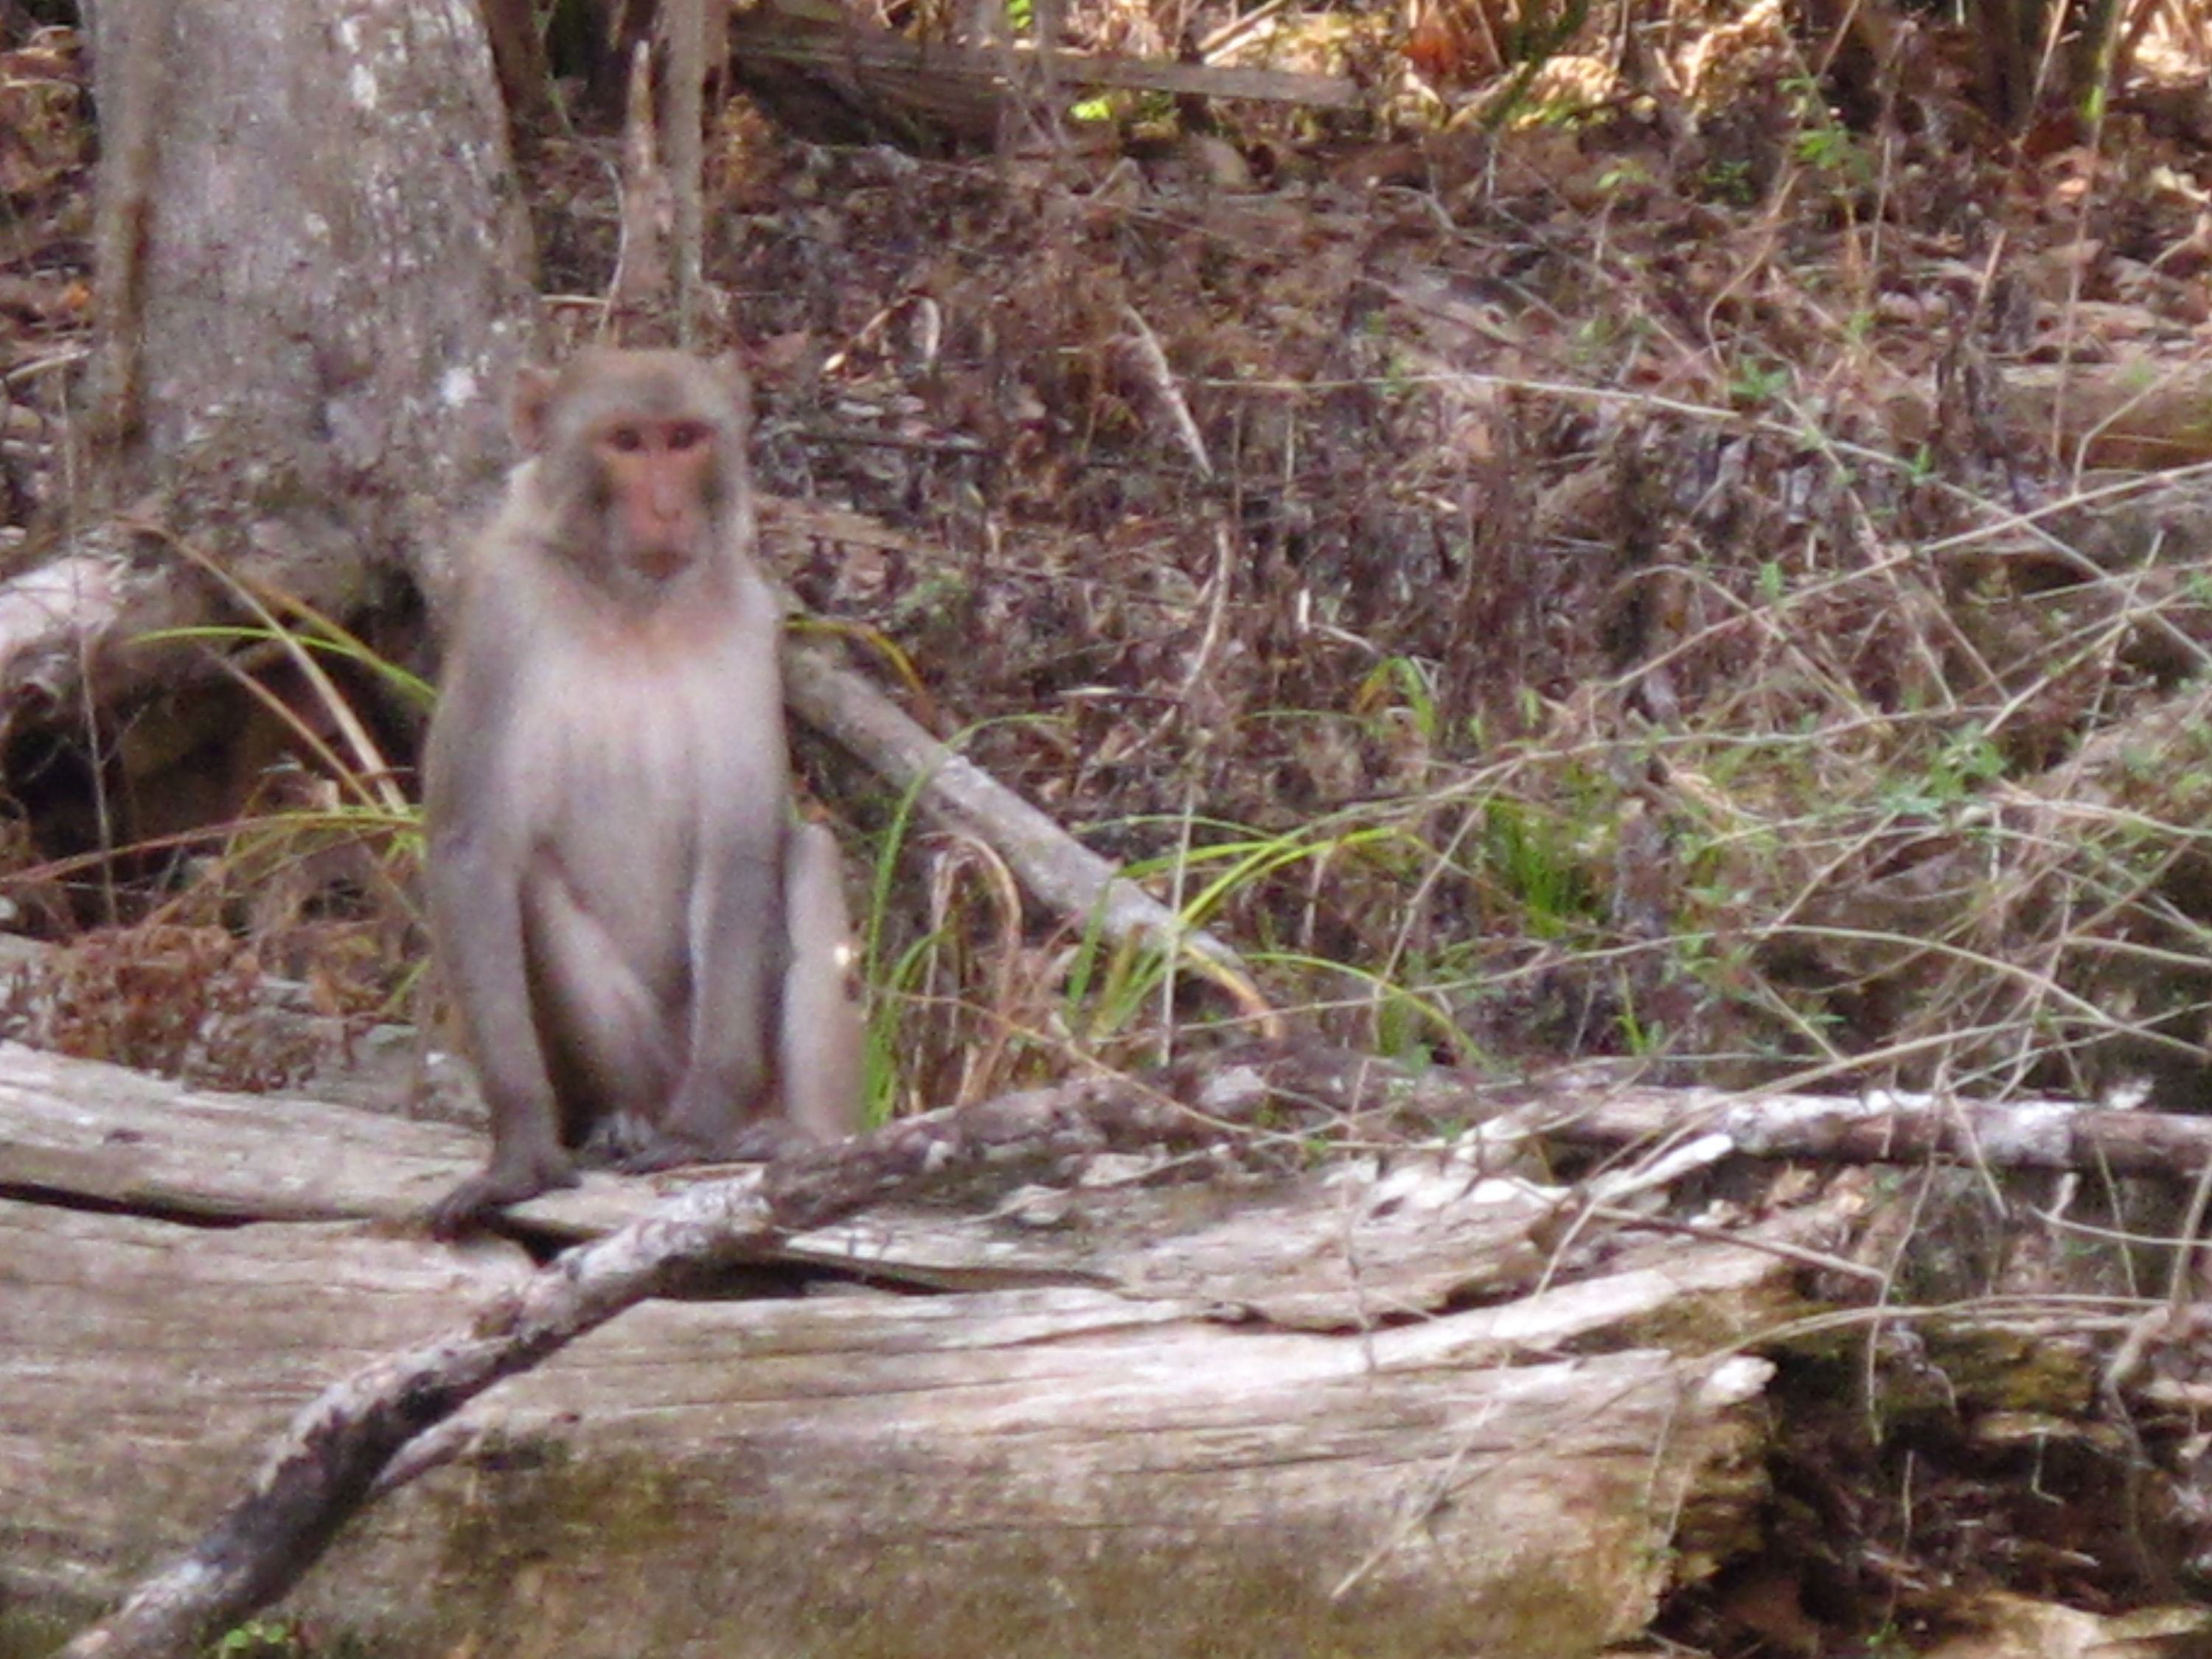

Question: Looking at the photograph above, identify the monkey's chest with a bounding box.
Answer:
[521,669,785,981]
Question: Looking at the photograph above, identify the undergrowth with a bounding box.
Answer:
[5,0,2212,1130]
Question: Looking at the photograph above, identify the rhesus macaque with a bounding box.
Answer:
[422,348,862,1237]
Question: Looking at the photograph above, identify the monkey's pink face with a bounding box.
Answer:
[595,417,722,580]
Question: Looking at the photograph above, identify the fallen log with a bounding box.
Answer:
[21,1039,2212,1659]
[2,1040,1795,1659]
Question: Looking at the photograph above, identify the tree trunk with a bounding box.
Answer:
[87,0,532,584]
[6,0,533,735]
[0,0,535,899]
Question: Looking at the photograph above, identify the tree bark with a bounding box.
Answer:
[0,0,534,897]
[35,0,534,712]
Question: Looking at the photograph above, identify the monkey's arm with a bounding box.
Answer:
[425,829,582,1233]
[422,664,580,1234]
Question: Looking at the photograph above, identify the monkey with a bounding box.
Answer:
[777,818,865,1146]
[422,347,863,1237]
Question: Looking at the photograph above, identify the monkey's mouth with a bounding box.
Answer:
[630,549,692,582]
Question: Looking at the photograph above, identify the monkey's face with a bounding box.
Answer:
[510,349,752,594]
[591,415,726,580]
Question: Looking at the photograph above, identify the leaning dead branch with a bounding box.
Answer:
[782,636,1281,1031]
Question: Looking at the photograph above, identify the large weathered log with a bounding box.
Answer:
[1,1041,1790,1659]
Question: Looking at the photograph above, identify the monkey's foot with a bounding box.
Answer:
[425,1157,581,1239]
[615,1117,808,1173]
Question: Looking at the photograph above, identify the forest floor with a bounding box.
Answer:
[10,5,2212,1653]
[605,15,2212,1121]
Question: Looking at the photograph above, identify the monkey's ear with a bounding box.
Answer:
[509,366,560,455]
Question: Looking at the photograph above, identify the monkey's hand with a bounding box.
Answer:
[425,1150,581,1239]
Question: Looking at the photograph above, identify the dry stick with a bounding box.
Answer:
[780,637,1281,1034]
[57,1091,1186,1659]
[1214,1048,2212,1192]
[1534,1081,2212,1180]
[71,0,164,928]
[1121,302,1211,481]
[87,0,173,445]
[667,0,706,349]
[608,42,673,329]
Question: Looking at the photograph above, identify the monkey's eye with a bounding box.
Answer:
[667,422,712,452]
[607,426,646,453]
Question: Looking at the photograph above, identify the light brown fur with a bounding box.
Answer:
[424,349,860,1236]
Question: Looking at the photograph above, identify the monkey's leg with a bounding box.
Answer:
[521,865,684,1132]
[623,824,861,1169]
[779,820,864,1144]
[648,799,787,1164]
[523,860,777,1177]
[429,863,685,1235]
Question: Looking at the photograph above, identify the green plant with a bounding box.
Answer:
[1697,156,1756,205]
[210,1618,303,1659]
[1478,799,1599,939]
[1725,356,1790,408]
